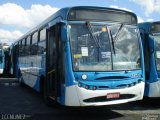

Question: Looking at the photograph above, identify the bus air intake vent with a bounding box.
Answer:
[98,86,109,89]
[83,94,135,103]
[95,76,129,80]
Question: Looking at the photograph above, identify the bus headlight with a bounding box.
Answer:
[82,74,87,80]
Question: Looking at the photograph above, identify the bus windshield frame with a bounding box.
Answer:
[68,22,142,72]
[153,32,160,71]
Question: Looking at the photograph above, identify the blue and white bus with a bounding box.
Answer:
[139,22,160,97]
[11,6,145,106]
[0,45,5,75]
[9,44,19,77]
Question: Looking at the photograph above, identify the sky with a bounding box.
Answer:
[0,0,160,45]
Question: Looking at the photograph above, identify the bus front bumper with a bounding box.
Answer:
[65,82,145,106]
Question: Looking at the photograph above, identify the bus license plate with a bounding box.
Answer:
[107,93,120,99]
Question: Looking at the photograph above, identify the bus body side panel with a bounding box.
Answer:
[146,36,160,97]
[32,54,46,92]
[139,22,160,97]
[64,41,79,106]
[19,54,45,92]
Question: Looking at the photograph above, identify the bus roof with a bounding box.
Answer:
[138,21,160,33]
[13,6,138,45]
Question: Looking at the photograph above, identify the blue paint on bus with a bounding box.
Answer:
[139,21,160,97]
[10,6,145,106]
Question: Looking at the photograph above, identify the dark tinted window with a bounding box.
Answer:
[38,41,46,55]
[19,41,22,56]
[40,29,46,41]
[32,32,38,44]
[30,32,38,55]
[20,39,25,56]
[38,28,46,55]
[26,36,31,56]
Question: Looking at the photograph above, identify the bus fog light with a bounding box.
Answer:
[78,83,81,87]
[85,85,89,89]
[93,86,97,90]
[82,74,87,80]
[138,79,142,83]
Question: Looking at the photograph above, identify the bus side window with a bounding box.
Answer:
[19,41,22,57]
[22,39,26,56]
[31,32,38,55]
[26,36,31,56]
[38,28,46,55]
[16,43,19,56]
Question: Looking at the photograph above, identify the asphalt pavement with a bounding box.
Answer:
[0,78,159,120]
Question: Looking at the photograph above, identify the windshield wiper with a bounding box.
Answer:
[86,22,101,48]
[114,24,124,42]
[109,29,116,54]
[108,24,124,54]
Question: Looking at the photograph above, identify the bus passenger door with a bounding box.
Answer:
[46,24,60,101]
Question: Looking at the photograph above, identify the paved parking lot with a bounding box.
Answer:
[0,78,160,120]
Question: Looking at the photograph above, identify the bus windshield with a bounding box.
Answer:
[69,23,141,71]
[154,33,160,70]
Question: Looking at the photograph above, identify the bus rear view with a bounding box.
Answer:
[139,22,160,97]
[65,7,145,106]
